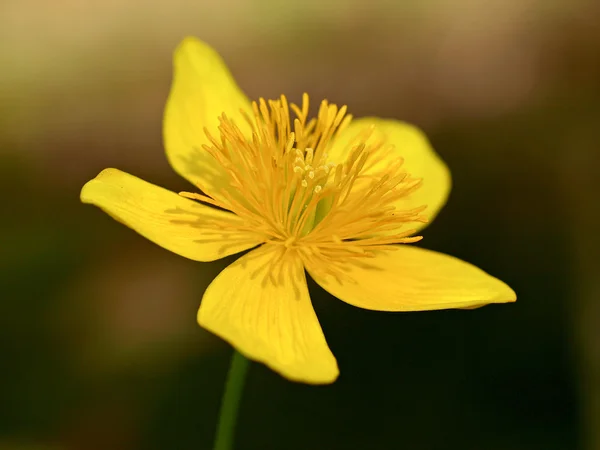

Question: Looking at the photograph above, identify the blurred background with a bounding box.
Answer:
[1,0,599,449]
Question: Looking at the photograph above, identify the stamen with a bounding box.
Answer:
[189,93,427,262]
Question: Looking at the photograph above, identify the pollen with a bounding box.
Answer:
[180,93,428,263]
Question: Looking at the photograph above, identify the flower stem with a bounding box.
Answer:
[213,350,250,450]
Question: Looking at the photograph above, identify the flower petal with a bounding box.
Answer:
[329,118,451,232]
[305,245,515,311]
[198,244,339,384]
[163,37,253,197]
[81,169,262,262]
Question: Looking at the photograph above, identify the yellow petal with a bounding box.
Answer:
[198,245,339,384]
[81,169,262,262]
[163,37,253,197]
[329,118,451,232]
[305,245,515,311]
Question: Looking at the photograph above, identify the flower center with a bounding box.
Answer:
[180,94,427,253]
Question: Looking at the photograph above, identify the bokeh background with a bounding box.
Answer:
[2,0,599,449]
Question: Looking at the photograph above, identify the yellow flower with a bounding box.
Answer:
[81,37,516,384]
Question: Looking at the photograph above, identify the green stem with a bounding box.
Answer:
[213,350,250,450]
